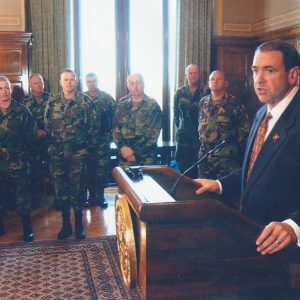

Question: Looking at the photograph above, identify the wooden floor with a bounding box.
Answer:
[0,187,117,243]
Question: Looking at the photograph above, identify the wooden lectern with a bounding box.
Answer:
[113,166,300,300]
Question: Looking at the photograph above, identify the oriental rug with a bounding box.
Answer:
[0,236,143,300]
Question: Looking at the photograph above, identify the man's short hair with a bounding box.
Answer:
[256,40,300,71]
[185,64,198,74]
[209,70,227,80]
[0,76,10,84]
[29,73,43,81]
[85,72,97,80]
[127,73,144,87]
[60,68,77,79]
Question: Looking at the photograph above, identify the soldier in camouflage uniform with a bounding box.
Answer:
[198,70,250,188]
[174,64,210,178]
[113,73,162,166]
[44,69,97,240]
[0,76,36,242]
[24,73,53,206]
[84,73,116,208]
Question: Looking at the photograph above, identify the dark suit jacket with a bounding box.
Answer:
[220,90,300,226]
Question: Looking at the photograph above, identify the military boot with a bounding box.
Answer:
[87,186,97,207]
[74,209,86,240]
[57,210,72,240]
[82,189,89,208]
[0,218,5,236]
[96,187,108,208]
[22,214,35,242]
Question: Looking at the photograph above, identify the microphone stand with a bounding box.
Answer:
[170,140,227,198]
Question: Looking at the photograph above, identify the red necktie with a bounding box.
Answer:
[247,112,272,179]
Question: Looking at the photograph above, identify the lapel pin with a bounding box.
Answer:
[272,133,280,142]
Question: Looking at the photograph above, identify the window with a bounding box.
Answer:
[80,0,116,98]
[129,0,163,106]
[78,0,177,141]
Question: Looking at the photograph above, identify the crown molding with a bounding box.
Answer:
[253,10,300,33]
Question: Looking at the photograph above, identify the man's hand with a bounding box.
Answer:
[256,222,297,255]
[126,154,136,162]
[37,129,47,138]
[120,146,134,159]
[193,178,221,195]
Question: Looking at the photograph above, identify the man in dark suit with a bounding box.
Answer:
[194,39,300,256]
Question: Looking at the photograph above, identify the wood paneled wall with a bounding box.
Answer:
[0,32,32,93]
[212,36,259,121]
[213,25,300,121]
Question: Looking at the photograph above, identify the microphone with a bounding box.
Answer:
[170,139,227,198]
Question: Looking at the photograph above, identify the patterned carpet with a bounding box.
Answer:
[0,236,144,300]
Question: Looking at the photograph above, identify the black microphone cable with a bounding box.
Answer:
[170,139,227,198]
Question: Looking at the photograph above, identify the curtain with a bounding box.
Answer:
[175,0,213,88]
[30,0,73,93]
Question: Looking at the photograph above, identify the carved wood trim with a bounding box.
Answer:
[0,31,32,44]
[213,36,257,48]
[0,31,32,93]
[255,24,300,43]
[115,193,137,289]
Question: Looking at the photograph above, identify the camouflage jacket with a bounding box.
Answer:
[113,94,162,156]
[85,89,116,144]
[44,91,96,158]
[24,91,52,130]
[0,100,36,171]
[198,93,250,177]
[174,83,210,144]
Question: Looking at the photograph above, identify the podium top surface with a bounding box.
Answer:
[113,166,260,229]
[113,165,205,204]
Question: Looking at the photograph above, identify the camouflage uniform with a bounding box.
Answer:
[174,83,210,178]
[84,89,116,199]
[44,91,96,211]
[198,93,250,180]
[24,92,52,202]
[113,94,162,166]
[0,100,36,218]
